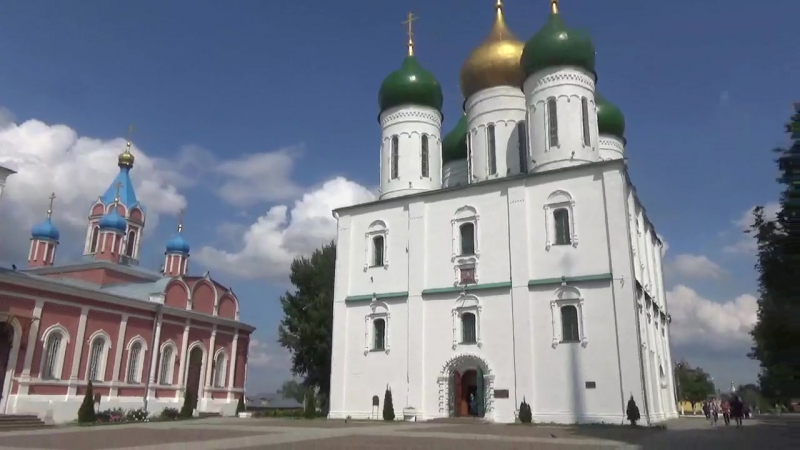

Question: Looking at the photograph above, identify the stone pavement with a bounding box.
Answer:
[0,416,796,450]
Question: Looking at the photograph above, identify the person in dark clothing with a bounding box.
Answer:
[730,396,744,428]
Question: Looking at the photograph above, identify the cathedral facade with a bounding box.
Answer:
[328,1,679,424]
[0,139,253,423]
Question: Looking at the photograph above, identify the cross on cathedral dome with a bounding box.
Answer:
[30,192,60,241]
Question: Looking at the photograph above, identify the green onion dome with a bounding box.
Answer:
[520,2,596,78]
[442,114,468,163]
[378,50,444,114]
[596,93,625,139]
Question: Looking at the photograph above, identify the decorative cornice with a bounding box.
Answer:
[380,109,442,128]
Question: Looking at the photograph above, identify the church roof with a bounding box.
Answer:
[100,167,144,212]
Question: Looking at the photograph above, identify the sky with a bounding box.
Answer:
[0,0,797,396]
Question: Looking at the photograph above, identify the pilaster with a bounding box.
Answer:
[506,184,532,408]
[175,321,190,399]
[146,315,163,398]
[406,200,425,411]
[204,327,217,397]
[109,314,128,397]
[67,307,89,396]
[19,299,44,395]
[227,333,239,401]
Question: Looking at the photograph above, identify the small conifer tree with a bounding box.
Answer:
[180,390,195,418]
[518,397,532,424]
[77,381,96,423]
[626,395,641,425]
[236,395,246,414]
[304,388,317,418]
[382,386,395,421]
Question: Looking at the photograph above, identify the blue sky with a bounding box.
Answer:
[0,0,797,394]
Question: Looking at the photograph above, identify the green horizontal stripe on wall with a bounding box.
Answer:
[527,273,613,287]
[421,281,512,296]
[345,291,409,303]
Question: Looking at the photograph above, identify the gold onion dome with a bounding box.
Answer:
[460,0,525,100]
[118,142,135,168]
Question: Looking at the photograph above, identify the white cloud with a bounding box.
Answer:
[214,148,304,207]
[0,117,188,264]
[248,337,292,370]
[667,285,757,351]
[196,177,375,280]
[723,202,779,255]
[669,253,727,280]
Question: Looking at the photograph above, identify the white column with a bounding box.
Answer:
[67,307,89,396]
[109,314,129,397]
[146,316,163,397]
[204,327,217,397]
[227,333,239,401]
[175,321,190,400]
[19,300,44,395]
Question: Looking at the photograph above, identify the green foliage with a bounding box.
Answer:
[626,396,641,425]
[77,381,96,423]
[748,109,800,403]
[180,390,195,418]
[160,407,180,420]
[382,386,395,421]
[518,398,532,424]
[675,361,715,405]
[279,379,307,404]
[304,388,317,419]
[277,242,336,413]
[236,395,246,414]
[125,408,149,422]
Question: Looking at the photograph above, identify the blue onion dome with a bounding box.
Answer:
[595,93,626,139]
[31,218,60,241]
[98,208,127,232]
[165,233,190,254]
[520,1,596,79]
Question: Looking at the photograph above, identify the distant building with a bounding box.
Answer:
[0,141,255,423]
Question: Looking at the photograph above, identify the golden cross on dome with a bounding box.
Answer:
[126,124,134,151]
[114,181,123,204]
[402,12,417,56]
[177,208,186,233]
[550,0,560,14]
[47,192,56,219]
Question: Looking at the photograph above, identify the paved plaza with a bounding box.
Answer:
[0,416,797,450]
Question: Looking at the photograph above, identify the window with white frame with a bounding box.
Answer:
[364,301,390,355]
[85,331,111,382]
[40,324,69,380]
[125,338,147,383]
[544,190,578,250]
[364,220,389,270]
[549,287,587,348]
[487,124,497,176]
[451,206,480,285]
[158,342,177,385]
[581,97,591,147]
[390,136,399,180]
[459,223,475,256]
[547,97,559,148]
[89,226,99,253]
[517,121,528,173]
[421,134,430,178]
[213,350,227,388]
[452,295,482,349]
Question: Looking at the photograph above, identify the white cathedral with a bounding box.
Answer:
[328,1,679,425]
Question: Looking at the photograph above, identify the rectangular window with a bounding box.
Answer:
[561,305,580,342]
[461,313,477,344]
[517,121,527,173]
[159,347,173,385]
[547,98,559,147]
[372,235,385,267]
[459,223,475,255]
[581,97,590,146]
[421,135,429,177]
[127,344,141,383]
[487,124,497,175]
[88,340,104,381]
[373,319,386,351]
[391,136,399,180]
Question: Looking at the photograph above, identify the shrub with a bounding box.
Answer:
[383,386,395,421]
[236,395,246,414]
[77,381,96,423]
[160,407,180,420]
[626,395,641,426]
[96,408,124,424]
[180,390,195,418]
[304,388,317,419]
[125,408,149,422]
[518,398,532,424]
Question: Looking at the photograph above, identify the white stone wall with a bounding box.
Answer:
[599,135,625,161]
[329,160,678,424]
[465,86,527,182]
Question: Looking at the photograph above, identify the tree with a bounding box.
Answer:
[304,387,317,419]
[279,379,306,404]
[382,386,395,421]
[748,105,800,403]
[674,361,715,406]
[518,398,532,424]
[180,390,195,418]
[626,395,641,426]
[77,381,96,423]
[277,242,336,412]
[236,395,246,414]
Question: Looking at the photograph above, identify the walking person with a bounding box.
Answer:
[711,400,719,425]
[731,396,744,428]
[702,401,710,421]
[722,399,731,426]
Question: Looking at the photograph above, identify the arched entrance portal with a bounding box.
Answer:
[185,347,204,411]
[0,320,17,413]
[437,353,494,419]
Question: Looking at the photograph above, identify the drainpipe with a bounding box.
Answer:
[505,188,519,409]
[600,177,628,424]
[143,303,162,414]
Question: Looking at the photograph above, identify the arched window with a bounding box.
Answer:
[87,337,106,381]
[126,341,144,383]
[517,121,528,173]
[581,97,591,146]
[487,124,497,175]
[213,351,227,388]
[159,345,175,385]
[90,226,99,253]
[466,133,473,182]
[42,332,63,380]
[553,208,571,245]
[461,312,477,344]
[372,235,385,267]
[547,97,559,147]
[459,223,475,255]
[421,135,429,178]
[390,136,399,180]
[373,318,386,351]
[125,230,136,257]
[561,305,580,342]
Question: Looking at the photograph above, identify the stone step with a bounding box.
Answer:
[0,414,48,432]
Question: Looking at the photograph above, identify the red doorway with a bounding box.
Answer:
[185,347,203,410]
[453,369,479,417]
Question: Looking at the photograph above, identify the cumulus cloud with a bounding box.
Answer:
[667,285,757,351]
[0,116,188,264]
[723,202,779,255]
[196,177,375,280]
[669,253,727,280]
[214,148,304,207]
[248,338,291,370]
